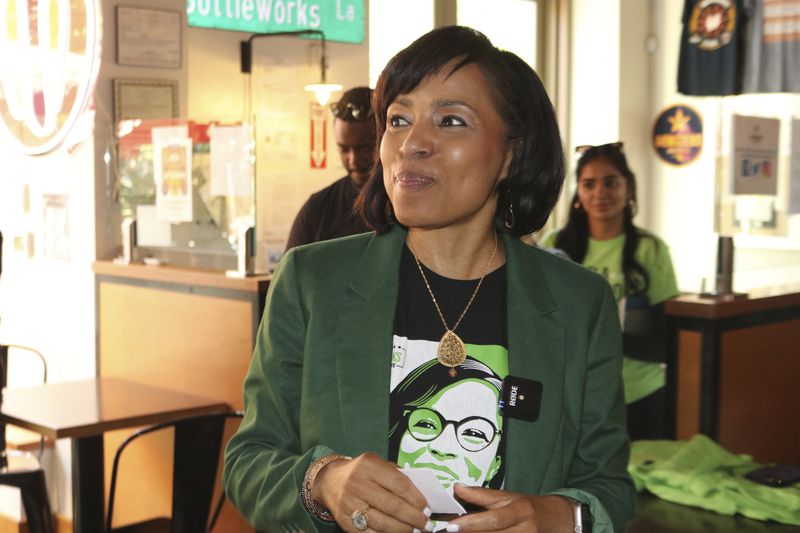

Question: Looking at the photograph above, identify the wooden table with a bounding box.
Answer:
[0,377,229,533]
[628,491,800,532]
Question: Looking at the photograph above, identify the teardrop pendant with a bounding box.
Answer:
[437,330,467,368]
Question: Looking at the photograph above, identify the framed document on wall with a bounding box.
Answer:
[116,6,182,68]
[113,79,179,122]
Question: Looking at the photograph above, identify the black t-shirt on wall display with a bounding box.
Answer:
[678,0,747,95]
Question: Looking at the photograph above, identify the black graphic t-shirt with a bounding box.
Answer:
[389,245,508,494]
[678,0,746,95]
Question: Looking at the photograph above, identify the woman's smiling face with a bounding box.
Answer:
[380,61,513,233]
[397,379,502,489]
[576,156,631,226]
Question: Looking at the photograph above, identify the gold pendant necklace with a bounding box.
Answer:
[409,233,498,377]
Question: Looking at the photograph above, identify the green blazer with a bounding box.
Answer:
[223,226,635,532]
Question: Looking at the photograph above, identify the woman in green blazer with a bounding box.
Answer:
[224,26,635,533]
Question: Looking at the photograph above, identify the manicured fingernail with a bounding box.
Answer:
[425,520,434,531]
[423,506,432,517]
[413,529,421,533]
[446,524,460,532]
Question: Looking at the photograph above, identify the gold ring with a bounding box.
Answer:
[351,505,369,531]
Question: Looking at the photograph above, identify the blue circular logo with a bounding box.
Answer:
[652,105,703,166]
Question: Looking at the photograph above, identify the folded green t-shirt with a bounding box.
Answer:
[629,435,800,525]
[622,356,665,404]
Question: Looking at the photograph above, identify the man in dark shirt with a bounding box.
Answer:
[285,87,375,250]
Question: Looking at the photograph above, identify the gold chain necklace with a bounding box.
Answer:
[409,232,498,378]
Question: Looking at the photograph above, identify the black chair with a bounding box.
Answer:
[0,344,55,533]
[105,410,244,533]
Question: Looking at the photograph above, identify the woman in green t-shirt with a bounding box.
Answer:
[540,142,679,440]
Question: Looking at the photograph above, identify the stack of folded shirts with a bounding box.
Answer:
[628,434,800,525]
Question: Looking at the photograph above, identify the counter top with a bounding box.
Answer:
[93,260,271,293]
[665,284,800,320]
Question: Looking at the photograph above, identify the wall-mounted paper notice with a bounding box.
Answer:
[210,125,253,197]
[154,138,193,223]
[731,114,779,195]
[734,195,774,224]
[151,125,188,145]
[42,194,70,261]
[790,119,800,215]
[136,205,172,247]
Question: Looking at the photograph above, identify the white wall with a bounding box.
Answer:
[0,139,97,519]
[569,0,620,149]
[0,141,98,379]
[618,0,653,228]
[567,0,653,232]
[647,0,720,293]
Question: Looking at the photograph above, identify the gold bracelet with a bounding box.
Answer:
[300,454,350,522]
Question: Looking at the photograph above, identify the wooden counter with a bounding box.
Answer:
[93,261,270,532]
[664,284,800,319]
[665,285,800,465]
[92,261,272,293]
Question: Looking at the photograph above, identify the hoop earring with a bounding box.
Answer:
[504,203,515,230]
[626,197,637,215]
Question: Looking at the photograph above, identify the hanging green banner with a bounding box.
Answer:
[186,0,364,43]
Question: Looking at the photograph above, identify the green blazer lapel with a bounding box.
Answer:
[502,234,566,492]
[334,227,407,457]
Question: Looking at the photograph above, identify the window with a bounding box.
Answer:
[457,0,537,69]
[368,0,435,87]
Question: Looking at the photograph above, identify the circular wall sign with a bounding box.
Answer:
[652,104,703,166]
[0,0,101,155]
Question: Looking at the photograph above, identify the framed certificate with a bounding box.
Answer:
[113,79,179,122]
[116,6,182,69]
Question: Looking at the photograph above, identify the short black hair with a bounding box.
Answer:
[356,25,565,236]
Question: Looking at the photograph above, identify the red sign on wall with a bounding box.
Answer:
[310,103,327,168]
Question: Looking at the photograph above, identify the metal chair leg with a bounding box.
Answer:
[3,468,55,533]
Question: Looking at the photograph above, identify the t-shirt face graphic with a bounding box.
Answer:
[389,246,508,493]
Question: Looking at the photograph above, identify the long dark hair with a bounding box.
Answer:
[356,25,564,237]
[554,145,650,296]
